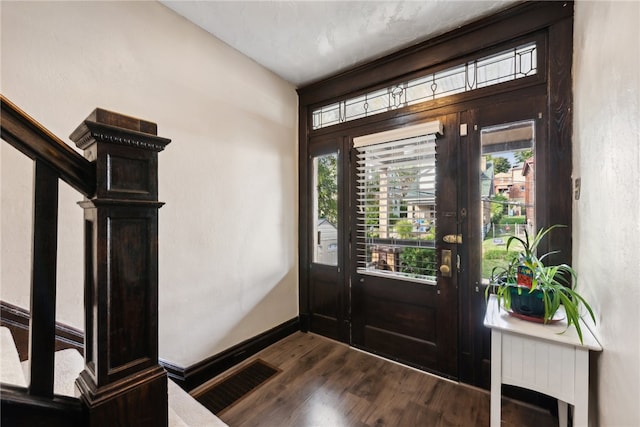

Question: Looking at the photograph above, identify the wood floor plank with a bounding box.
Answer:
[222,339,348,426]
[215,332,558,427]
[397,401,443,426]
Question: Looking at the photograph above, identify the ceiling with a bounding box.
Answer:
[160,1,520,88]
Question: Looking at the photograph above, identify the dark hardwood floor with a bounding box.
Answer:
[192,332,558,427]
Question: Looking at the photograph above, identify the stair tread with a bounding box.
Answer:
[169,406,190,427]
[21,347,84,397]
[2,327,226,427]
[168,379,228,427]
[0,326,27,387]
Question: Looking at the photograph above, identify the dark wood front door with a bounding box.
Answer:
[350,114,459,378]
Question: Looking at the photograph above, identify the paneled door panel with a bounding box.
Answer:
[309,263,341,340]
[351,114,459,378]
[359,280,439,367]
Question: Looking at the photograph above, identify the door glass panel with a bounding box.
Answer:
[480,120,535,282]
[312,152,338,265]
[355,133,437,284]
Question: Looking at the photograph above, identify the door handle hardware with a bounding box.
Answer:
[443,234,462,244]
[440,249,452,277]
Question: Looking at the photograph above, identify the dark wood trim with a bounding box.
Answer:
[298,103,310,332]
[545,15,574,266]
[0,95,95,197]
[161,317,300,392]
[299,313,310,332]
[0,301,84,361]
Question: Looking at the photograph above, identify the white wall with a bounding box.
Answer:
[573,1,640,426]
[0,1,298,367]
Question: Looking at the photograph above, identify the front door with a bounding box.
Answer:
[350,114,459,378]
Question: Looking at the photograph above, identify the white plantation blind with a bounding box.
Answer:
[354,122,441,283]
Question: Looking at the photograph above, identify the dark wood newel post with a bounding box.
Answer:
[70,109,171,427]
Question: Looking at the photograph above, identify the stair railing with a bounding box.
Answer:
[1,95,171,427]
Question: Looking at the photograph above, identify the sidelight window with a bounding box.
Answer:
[312,152,339,266]
[479,120,536,282]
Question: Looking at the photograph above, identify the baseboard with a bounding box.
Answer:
[161,317,300,392]
[0,301,84,361]
[299,312,310,332]
[1,299,301,393]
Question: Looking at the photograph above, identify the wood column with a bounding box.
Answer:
[70,109,171,427]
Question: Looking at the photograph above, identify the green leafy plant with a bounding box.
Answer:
[400,247,436,277]
[490,194,508,223]
[486,225,596,344]
[498,216,526,224]
[394,219,414,239]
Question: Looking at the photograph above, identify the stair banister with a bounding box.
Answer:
[70,108,171,427]
[1,95,172,426]
[0,95,95,196]
[29,160,60,398]
[1,95,96,401]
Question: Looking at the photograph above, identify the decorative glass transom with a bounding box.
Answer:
[312,42,537,130]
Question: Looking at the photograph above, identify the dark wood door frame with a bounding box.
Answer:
[298,1,574,389]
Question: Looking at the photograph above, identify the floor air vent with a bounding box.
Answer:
[194,359,281,414]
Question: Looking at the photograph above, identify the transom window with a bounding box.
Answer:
[313,42,537,130]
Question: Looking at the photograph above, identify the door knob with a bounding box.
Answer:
[440,249,452,277]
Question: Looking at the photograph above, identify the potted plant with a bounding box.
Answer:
[486,224,596,344]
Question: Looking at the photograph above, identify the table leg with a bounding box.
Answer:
[557,400,568,427]
[490,330,502,427]
[573,350,589,426]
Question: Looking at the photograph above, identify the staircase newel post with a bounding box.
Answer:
[70,109,171,427]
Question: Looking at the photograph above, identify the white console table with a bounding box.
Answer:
[484,295,601,427]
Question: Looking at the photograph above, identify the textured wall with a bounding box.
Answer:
[0,1,298,367]
[573,1,640,425]
[161,0,518,86]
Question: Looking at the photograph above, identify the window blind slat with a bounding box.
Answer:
[357,141,436,156]
[355,128,439,284]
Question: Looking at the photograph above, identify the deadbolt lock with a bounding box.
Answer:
[443,234,463,244]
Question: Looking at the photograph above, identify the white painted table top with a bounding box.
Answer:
[484,295,602,352]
